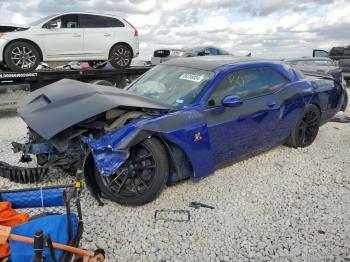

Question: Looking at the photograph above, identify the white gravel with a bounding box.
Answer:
[0,108,349,261]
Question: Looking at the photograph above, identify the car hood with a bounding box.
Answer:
[0,24,29,32]
[17,79,172,140]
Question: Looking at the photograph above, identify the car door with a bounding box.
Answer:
[313,49,329,58]
[201,67,285,167]
[79,14,123,59]
[41,14,84,59]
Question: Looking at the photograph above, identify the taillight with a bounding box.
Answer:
[124,19,138,37]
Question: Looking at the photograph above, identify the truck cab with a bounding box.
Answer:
[313,45,350,85]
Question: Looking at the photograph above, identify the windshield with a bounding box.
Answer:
[29,14,58,26]
[126,64,215,107]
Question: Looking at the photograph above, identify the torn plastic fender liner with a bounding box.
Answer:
[91,149,129,176]
[80,124,145,176]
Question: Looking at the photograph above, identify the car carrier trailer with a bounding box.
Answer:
[0,66,151,114]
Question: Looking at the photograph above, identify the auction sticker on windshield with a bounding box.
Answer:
[179,73,204,82]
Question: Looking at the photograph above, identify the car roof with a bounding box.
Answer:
[162,56,269,71]
[53,11,122,18]
[285,57,333,61]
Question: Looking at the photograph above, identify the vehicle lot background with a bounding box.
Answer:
[0,108,349,261]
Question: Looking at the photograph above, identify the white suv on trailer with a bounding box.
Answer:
[0,12,139,72]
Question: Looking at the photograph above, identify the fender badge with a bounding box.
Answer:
[194,132,202,142]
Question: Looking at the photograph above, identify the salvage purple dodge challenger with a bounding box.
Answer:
[2,56,346,205]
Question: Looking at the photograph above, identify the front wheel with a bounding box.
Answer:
[94,137,169,205]
[286,104,321,148]
[109,44,132,69]
[4,41,40,72]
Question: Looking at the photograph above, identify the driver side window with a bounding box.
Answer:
[207,67,288,107]
[207,68,265,106]
[45,14,79,29]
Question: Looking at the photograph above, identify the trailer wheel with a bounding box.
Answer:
[4,41,40,72]
[109,44,132,69]
[89,79,114,86]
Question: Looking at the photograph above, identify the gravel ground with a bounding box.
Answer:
[0,108,349,262]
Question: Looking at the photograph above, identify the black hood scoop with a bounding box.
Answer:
[17,79,171,140]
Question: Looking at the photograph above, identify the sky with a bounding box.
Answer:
[0,0,349,60]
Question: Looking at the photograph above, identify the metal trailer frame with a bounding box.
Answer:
[0,66,151,91]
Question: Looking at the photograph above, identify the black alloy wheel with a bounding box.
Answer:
[94,138,168,205]
[286,104,321,148]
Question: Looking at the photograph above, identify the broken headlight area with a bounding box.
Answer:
[1,107,153,184]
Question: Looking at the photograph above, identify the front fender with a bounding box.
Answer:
[80,123,143,176]
[82,109,215,179]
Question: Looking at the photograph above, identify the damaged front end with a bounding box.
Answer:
[5,106,163,183]
[1,79,206,205]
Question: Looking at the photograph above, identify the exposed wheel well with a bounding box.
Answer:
[109,42,134,57]
[309,103,321,115]
[3,39,43,62]
[155,136,194,184]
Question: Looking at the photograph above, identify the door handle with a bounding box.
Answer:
[72,33,81,37]
[104,33,111,37]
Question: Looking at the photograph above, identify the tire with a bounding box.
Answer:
[286,104,321,148]
[89,79,114,86]
[4,41,40,72]
[109,44,132,69]
[0,63,8,71]
[341,90,348,112]
[88,60,105,69]
[94,137,169,205]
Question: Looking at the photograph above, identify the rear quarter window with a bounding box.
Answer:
[79,14,124,28]
[260,68,289,91]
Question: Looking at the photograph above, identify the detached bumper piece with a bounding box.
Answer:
[0,161,48,183]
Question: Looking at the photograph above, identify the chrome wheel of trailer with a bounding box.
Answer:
[109,44,132,69]
[11,46,37,69]
[4,41,40,72]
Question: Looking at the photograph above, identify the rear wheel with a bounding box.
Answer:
[286,104,321,148]
[4,41,40,72]
[341,90,348,112]
[109,44,132,69]
[94,137,168,205]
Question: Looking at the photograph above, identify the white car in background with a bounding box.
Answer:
[0,12,139,72]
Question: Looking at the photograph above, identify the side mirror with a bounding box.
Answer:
[47,21,58,29]
[222,95,243,107]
